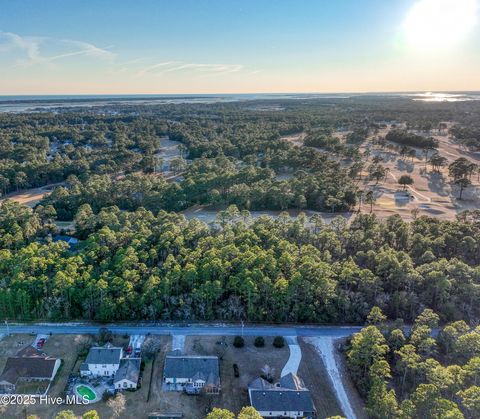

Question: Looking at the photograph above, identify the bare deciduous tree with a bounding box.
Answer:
[107,393,126,418]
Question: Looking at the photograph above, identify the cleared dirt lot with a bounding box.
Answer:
[0,183,63,208]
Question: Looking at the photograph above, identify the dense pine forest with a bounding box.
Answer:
[1,199,479,324]
[0,97,480,325]
[347,308,480,418]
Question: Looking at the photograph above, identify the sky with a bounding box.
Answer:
[0,0,479,95]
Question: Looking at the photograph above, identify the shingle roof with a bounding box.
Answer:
[249,388,315,413]
[0,357,58,385]
[164,354,219,385]
[248,377,275,390]
[85,345,122,365]
[114,358,141,384]
[16,345,45,358]
[52,235,78,245]
[279,373,306,390]
[248,373,315,414]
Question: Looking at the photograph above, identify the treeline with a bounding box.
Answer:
[40,155,357,219]
[385,129,438,150]
[347,308,480,418]
[450,124,480,150]
[0,200,480,323]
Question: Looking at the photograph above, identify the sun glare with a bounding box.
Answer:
[404,0,479,50]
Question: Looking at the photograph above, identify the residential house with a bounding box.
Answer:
[163,350,220,394]
[248,373,316,418]
[15,345,46,358]
[0,348,61,395]
[80,343,122,378]
[114,357,141,390]
[52,235,79,251]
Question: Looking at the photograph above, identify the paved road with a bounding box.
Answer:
[0,323,363,338]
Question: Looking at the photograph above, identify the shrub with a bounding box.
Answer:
[254,336,265,347]
[273,336,285,348]
[233,363,240,377]
[233,336,245,348]
[101,391,112,402]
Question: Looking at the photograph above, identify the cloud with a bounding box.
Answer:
[0,30,115,67]
[49,40,115,61]
[135,61,245,78]
[134,61,180,78]
[0,31,43,63]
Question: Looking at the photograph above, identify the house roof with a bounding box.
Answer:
[279,373,306,391]
[114,358,141,384]
[16,345,46,358]
[0,356,58,385]
[52,235,79,245]
[248,377,275,390]
[85,345,122,365]
[248,373,315,414]
[164,354,219,385]
[249,389,315,413]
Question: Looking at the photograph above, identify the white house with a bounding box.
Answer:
[80,343,123,378]
[114,358,141,390]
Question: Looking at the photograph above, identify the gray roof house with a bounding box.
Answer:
[248,373,316,418]
[0,354,61,395]
[163,350,220,394]
[114,358,141,390]
[80,343,123,378]
[52,235,79,251]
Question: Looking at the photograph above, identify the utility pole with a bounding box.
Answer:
[5,319,10,336]
[241,320,244,337]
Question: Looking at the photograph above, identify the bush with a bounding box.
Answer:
[98,327,113,344]
[254,336,265,347]
[273,336,285,348]
[233,336,245,348]
[233,363,240,378]
[101,391,113,402]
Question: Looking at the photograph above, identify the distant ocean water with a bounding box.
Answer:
[0,92,479,113]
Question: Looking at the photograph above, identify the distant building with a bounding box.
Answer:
[248,373,316,418]
[80,343,123,378]
[52,235,79,251]
[163,350,220,394]
[114,358,141,390]
[0,347,61,395]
